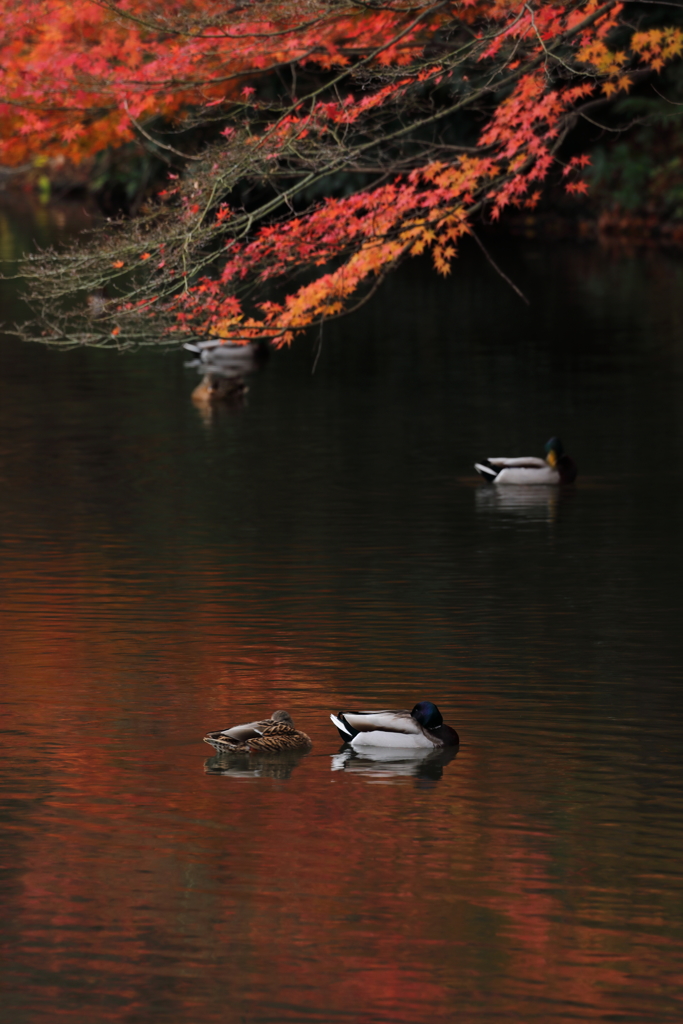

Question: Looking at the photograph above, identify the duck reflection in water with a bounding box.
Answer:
[330,746,458,783]
[205,750,308,781]
[475,483,575,522]
[192,371,248,410]
[185,338,270,419]
[475,483,581,524]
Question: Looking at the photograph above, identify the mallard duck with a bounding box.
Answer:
[203,709,312,754]
[474,436,577,485]
[330,701,459,749]
[184,339,269,372]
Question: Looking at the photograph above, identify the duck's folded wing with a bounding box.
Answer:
[334,710,419,737]
[203,731,244,748]
[218,719,269,741]
[488,456,547,468]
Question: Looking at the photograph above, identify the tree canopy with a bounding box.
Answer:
[3,0,682,348]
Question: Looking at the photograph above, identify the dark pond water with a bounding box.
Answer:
[1,200,683,1024]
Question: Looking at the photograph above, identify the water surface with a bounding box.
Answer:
[1,203,682,1023]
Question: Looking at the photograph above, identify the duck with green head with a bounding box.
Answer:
[331,701,459,749]
[474,437,577,485]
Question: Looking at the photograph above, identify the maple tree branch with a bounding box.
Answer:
[10,0,681,351]
[650,82,683,106]
[89,0,334,40]
[621,0,683,7]
[469,229,530,306]
[123,101,204,162]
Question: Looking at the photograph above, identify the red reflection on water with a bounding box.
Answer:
[1,547,683,1024]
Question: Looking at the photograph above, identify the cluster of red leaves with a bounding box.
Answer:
[3,1,682,346]
[0,1,450,165]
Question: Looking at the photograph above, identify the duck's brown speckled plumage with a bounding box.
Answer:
[241,720,312,753]
[203,710,312,754]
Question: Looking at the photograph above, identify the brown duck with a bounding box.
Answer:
[203,709,312,754]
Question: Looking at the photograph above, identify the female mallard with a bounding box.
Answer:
[474,437,577,485]
[203,709,312,754]
[330,701,459,749]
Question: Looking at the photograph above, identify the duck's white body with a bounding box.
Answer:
[331,712,436,749]
[184,339,267,374]
[475,457,560,485]
[475,440,578,486]
[330,706,459,749]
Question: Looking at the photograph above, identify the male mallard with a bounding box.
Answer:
[203,709,312,754]
[330,701,459,749]
[474,436,577,485]
[184,339,270,372]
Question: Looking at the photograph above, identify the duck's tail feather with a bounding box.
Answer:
[474,461,498,482]
[204,731,242,750]
[330,712,357,742]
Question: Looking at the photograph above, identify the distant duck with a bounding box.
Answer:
[204,710,312,754]
[184,339,270,372]
[330,701,459,749]
[474,437,577,485]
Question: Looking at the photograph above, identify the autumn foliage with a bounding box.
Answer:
[3,1,682,347]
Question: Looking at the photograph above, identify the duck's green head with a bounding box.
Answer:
[412,701,443,729]
[544,436,565,468]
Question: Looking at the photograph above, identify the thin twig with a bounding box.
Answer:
[123,100,203,161]
[470,229,530,306]
[312,317,324,373]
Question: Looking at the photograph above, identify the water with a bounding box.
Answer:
[1,201,682,1023]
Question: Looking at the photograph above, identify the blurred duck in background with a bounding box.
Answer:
[184,339,269,374]
[185,339,270,410]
